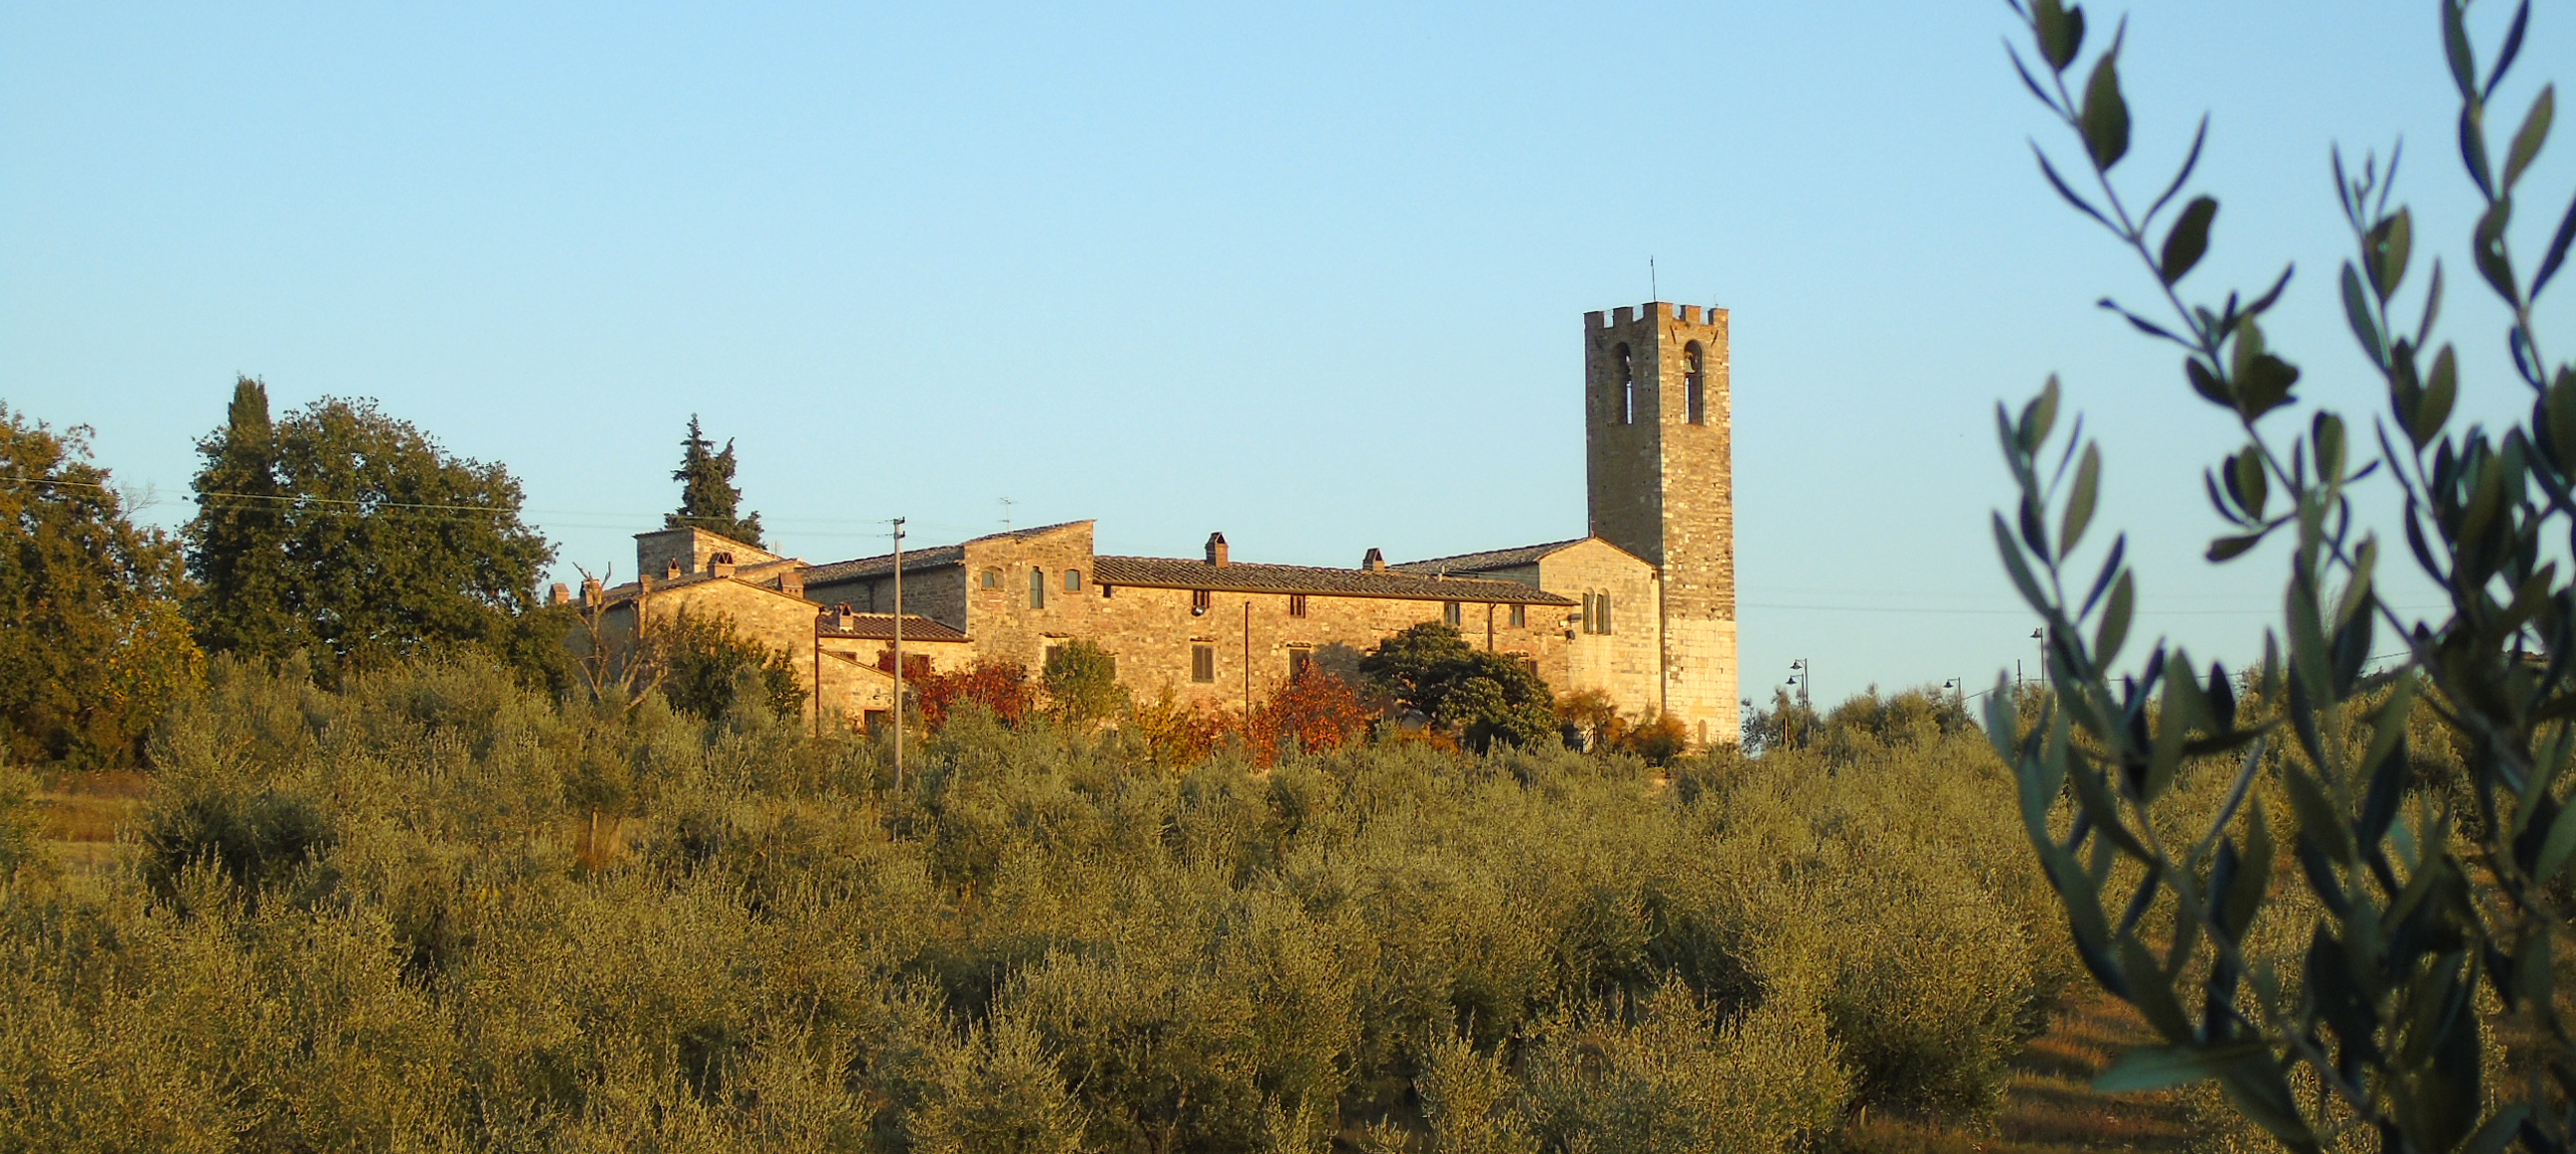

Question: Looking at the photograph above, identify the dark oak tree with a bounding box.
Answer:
[186,385,555,680]
[1360,621,1558,751]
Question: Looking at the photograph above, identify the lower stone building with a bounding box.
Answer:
[574,300,1740,745]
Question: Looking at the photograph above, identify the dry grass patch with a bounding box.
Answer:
[1834,992,2202,1153]
[33,769,145,843]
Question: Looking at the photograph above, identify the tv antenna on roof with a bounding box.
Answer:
[1650,255,1658,302]
[999,496,1015,532]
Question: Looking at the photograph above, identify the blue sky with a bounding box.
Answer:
[5,1,2572,710]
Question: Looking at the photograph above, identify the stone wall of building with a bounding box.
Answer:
[634,527,783,581]
[1663,616,1738,748]
[810,564,970,629]
[1646,305,1738,742]
[955,522,1103,670]
[1073,581,1570,709]
[614,576,817,661]
[809,639,973,724]
[1534,540,1665,714]
[596,575,975,727]
[1583,302,1739,742]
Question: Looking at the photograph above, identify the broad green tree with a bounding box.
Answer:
[1042,640,1127,729]
[668,413,762,547]
[1991,0,2576,1147]
[641,607,806,722]
[0,407,200,765]
[1360,621,1558,751]
[186,387,554,680]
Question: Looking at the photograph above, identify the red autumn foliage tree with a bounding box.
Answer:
[907,657,1034,731]
[1240,667,1371,767]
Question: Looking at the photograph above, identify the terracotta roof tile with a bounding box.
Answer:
[1091,556,1571,605]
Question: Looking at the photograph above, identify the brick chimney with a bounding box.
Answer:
[1206,532,1228,566]
[1362,548,1385,573]
[581,577,603,604]
[548,581,570,606]
[778,568,804,597]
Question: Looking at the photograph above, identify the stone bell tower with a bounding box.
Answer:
[1585,302,1739,745]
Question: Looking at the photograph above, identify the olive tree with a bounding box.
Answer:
[1991,0,2576,1148]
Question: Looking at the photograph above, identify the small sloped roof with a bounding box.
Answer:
[815,613,969,643]
[800,545,966,585]
[800,520,1093,585]
[1091,556,1572,605]
[1391,538,1590,575]
[594,570,813,608]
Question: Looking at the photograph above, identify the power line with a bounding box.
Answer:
[1738,600,2455,616]
[5,472,995,539]
[4,472,518,516]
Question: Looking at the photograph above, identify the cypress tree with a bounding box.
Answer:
[185,377,294,658]
[667,414,762,547]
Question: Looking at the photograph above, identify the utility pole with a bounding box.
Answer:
[891,517,906,800]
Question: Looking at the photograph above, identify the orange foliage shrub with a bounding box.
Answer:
[1126,688,1234,769]
[1125,670,1375,770]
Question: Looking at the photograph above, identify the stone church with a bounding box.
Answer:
[580,302,1740,745]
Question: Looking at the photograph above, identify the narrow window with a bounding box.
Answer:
[1064,569,1082,592]
[1191,644,1216,683]
[1100,582,1114,598]
[981,568,1002,589]
[1443,600,1461,627]
[1598,592,1613,634]
[1580,592,1596,634]
[1615,344,1636,425]
[1685,342,1706,425]
[1030,568,1046,609]
[1288,647,1313,681]
[1509,603,1527,627]
[1288,593,1308,618]
[1192,588,1210,616]
[1046,643,1064,668]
